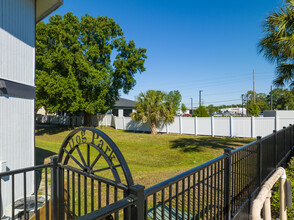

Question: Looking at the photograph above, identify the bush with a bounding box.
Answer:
[247,102,261,116]
[193,106,210,117]
[271,157,294,219]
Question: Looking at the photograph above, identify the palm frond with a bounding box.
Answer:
[274,62,294,86]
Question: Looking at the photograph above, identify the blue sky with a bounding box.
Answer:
[46,0,285,107]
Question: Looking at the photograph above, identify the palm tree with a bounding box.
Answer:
[258,0,294,87]
[131,90,181,134]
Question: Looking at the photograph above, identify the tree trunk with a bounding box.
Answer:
[150,121,157,134]
[84,112,92,127]
[69,113,73,127]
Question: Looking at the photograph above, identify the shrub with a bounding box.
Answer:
[193,106,210,117]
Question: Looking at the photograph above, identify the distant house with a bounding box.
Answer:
[264,110,294,118]
[111,98,136,117]
[219,107,246,116]
[37,97,136,118]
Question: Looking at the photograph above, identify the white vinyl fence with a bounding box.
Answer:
[113,116,294,138]
[36,114,294,138]
[36,114,113,127]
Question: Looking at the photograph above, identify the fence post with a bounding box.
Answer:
[194,116,198,136]
[114,116,118,130]
[257,136,262,186]
[251,116,255,138]
[290,124,294,156]
[290,124,293,155]
[179,116,182,134]
[51,157,58,220]
[129,185,145,220]
[273,130,278,167]
[123,117,125,130]
[224,148,232,220]
[279,172,287,220]
[275,116,279,131]
[211,116,214,137]
[283,127,286,158]
[230,116,233,137]
[58,166,65,220]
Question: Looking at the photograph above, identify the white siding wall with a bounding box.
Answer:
[0,0,36,86]
[0,97,34,214]
[0,0,36,214]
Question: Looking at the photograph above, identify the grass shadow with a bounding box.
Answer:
[35,147,57,165]
[35,147,56,196]
[35,124,73,136]
[170,137,252,153]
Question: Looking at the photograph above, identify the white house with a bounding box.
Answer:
[0,0,63,215]
[111,98,136,117]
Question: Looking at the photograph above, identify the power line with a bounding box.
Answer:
[204,99,241,104]
[131,72,275,89]
[183,98,242,106]
[132,77,275,94]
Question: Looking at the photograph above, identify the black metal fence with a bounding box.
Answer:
[142,125,294,220]
[0,125,293,220]
[0,163,53,220]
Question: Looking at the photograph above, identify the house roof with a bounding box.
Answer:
[36,0,63,23]
[114,98,136,108]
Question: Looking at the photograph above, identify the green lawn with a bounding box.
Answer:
[35,126,254,188]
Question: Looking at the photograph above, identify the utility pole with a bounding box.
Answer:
[253,69,255,103]
[270,85,273,110]
[190,98,193,114]
[241,94,244,117]
[199,90,203,107]
[246,94,248,116]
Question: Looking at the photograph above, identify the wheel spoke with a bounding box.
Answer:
[64,148,86,170]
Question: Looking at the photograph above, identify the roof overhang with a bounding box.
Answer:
[36,0,63,23]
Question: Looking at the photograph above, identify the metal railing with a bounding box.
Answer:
[142,125,294,220]
[0,163,53,220]
[250,167,287,220]
[0,125,293,219]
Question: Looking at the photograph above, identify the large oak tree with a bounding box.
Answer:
[36,12,147,125]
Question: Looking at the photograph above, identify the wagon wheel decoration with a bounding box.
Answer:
[57,127,134,186]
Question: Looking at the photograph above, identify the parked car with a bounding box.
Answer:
[183,114,192,117]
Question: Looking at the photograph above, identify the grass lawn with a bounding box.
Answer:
[35,125,254,189]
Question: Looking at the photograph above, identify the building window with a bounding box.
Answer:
[112,109,118,116]
[123,109,132,117]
